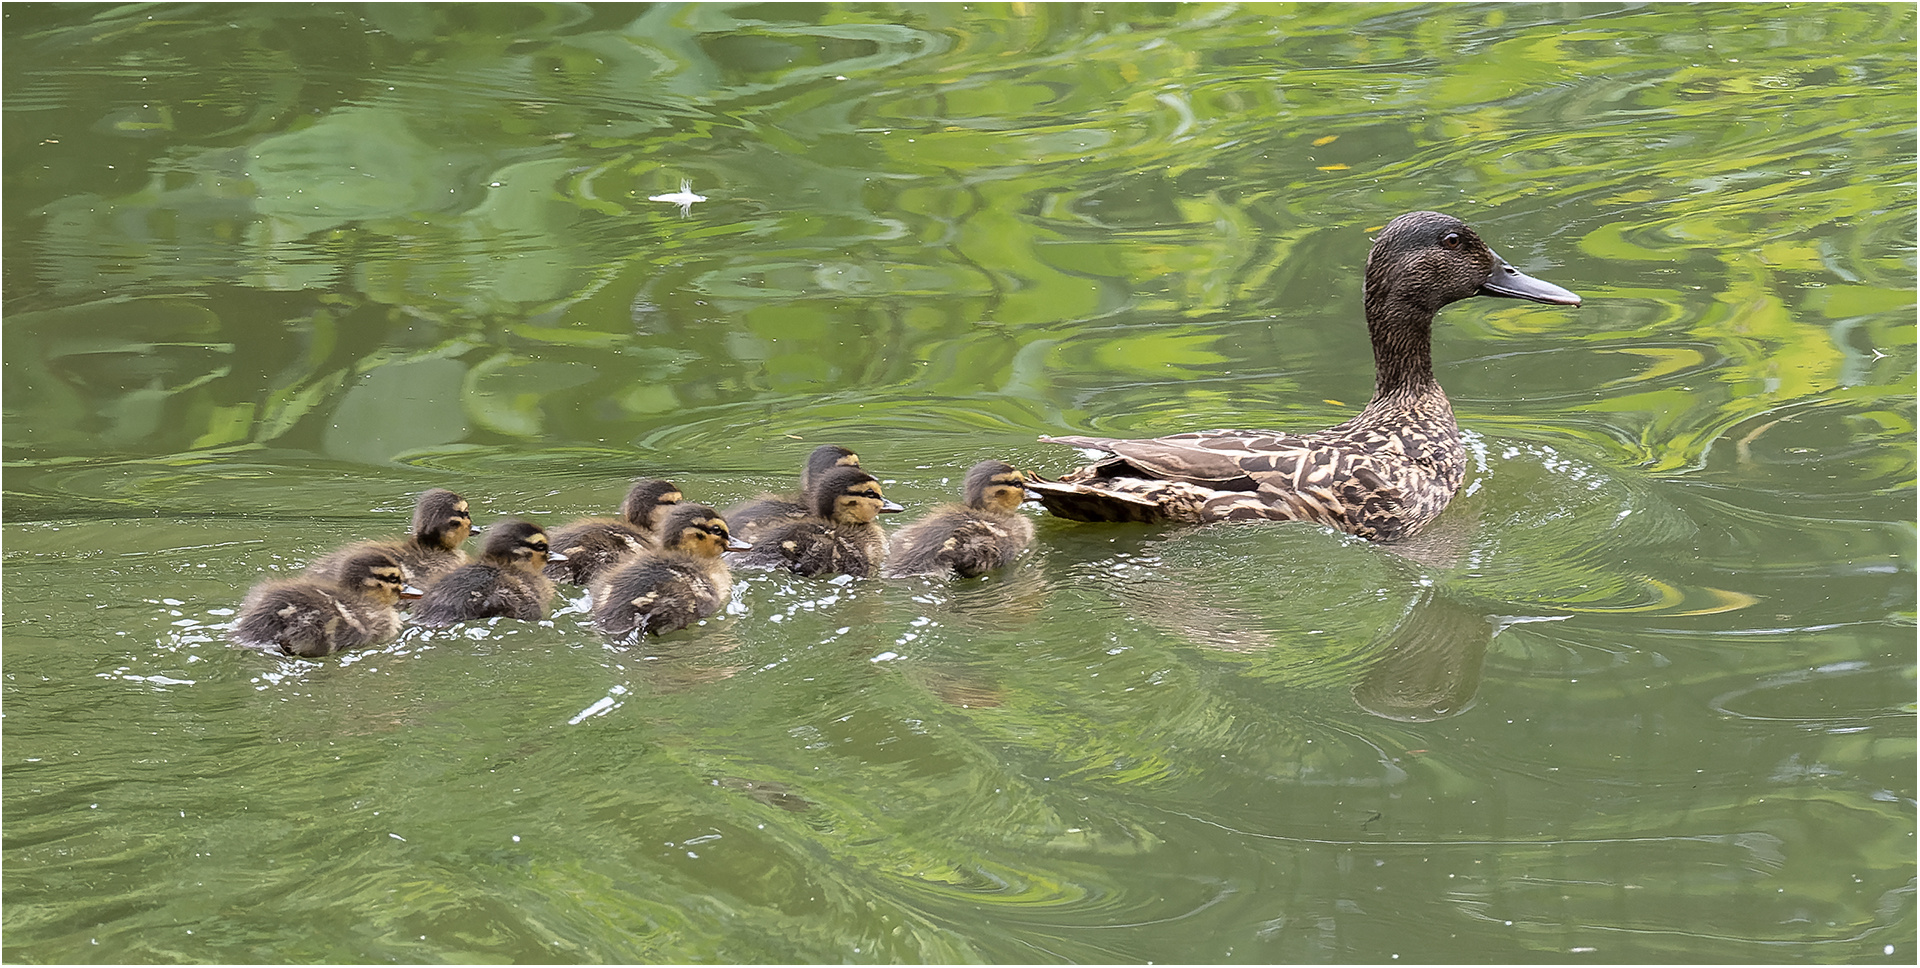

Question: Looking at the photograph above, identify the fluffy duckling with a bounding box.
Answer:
[410,520,565,626]
[543,478,683,585]
[725,444,862,543]
[307,488,478,587]
[232,548,413,658]
[733,465,904,578]
[884,460,1037,578]
[590,504,750,638]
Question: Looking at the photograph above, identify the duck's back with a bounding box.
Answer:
[591,553,731,637]
[411,564,554,625]
[234,580,400,657]
[544,517,652,584]
[735,520,886,578]
[309,539,465,587]
[885,507,1034,578]
[723,495,809,543]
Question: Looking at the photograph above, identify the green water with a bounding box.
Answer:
[3,2,1913,963]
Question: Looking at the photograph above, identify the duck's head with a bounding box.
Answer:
[962,460,1030,514]
[800,445,861,493]
[812,466,905,525]
[479,520,565,572]
[1365,212,1581,315]
[659,503,752,558]
[411,488,478,551]
[619,478,684,530]
[336,549,414,606]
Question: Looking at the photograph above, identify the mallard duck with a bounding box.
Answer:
[731,465,903,578]
[543,478,683,585]
[1030,211,1581,542]
[883,460,1037,578]
[724,444,862,543]
[306,488,478,587]
[232,548,414,657]
[410,520,566,626]
[590,504,750,638]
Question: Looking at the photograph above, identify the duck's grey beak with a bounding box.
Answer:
[879,498,906,513]
[727,535,753,551]
[545,550,569,563]
[1480,247,1581,306]
[401,584,425,600]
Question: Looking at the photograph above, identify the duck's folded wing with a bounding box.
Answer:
[1043,430,1299,488]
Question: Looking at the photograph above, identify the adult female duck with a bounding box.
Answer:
[1031,211,1581,543]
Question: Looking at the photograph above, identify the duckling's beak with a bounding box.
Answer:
[1479,247,1582,306]
[727,535,753,551]
[1022,487,1046,504]
[545,549,569,562]
[467,522,485,535]
[878,498,906,513]
[400,584,425,600]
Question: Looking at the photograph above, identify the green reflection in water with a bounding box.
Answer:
[4,2,1913,964]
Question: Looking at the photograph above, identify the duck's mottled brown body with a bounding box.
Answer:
[1032,211,1581,542]
[233,549,411,658]
[544,478,683,585]
[884,460,1037,578]
[306,488,477,587]
[590,504,746,638]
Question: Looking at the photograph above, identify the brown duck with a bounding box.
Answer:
[1030,211,1581,542]
[590,503,750,638]
[410,520,566,626]
[724,444,862,543]
[731,465,904,578]
[306,488,478,587]
[232,548,414,658]
[883,460,1037,578]
[544,478,683,585]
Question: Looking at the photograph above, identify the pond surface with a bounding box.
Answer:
[3,2,1914,963]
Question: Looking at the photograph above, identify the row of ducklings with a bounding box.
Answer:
[231,447,1036,659]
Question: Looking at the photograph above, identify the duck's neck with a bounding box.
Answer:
[1362,290,1445,407]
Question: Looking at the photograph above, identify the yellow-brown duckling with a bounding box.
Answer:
[232,548,414,658]
[544,478,683,585]
[725,444,862,543]
[306,488,478,587]
[590,504,750,638]
[884,460,1037,578]
[732,465,903,578]
[410,520,565,626]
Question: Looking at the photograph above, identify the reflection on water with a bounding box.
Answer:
[4,2,1914,964]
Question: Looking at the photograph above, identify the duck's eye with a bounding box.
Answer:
[1440,232,1462,250]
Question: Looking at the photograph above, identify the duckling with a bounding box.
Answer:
[724,444,862,543]
[306,488,478,587]
[732,465,904,578]
[1032,211,1582,541]
[884,460,1037,578]
[590,504,750,638]
[410,520,565,626]
[232,548,413,658]
[543,478,684,585]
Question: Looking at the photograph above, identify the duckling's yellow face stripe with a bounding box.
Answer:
[661,491,685,505]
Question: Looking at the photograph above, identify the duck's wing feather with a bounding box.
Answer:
[1042,429,1322,489]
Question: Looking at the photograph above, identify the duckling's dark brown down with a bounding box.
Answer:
[1031,211,1581,542]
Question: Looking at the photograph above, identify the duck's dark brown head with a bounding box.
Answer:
[962,460,1030,514]
[659,503,749,558]
[1364,212,1580,315]
[479,520,563,572]
[337,548,410,606]
[619,479,683,530]
[799,445,862,494]
[811,466,904,525]
[411,488,477,551]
